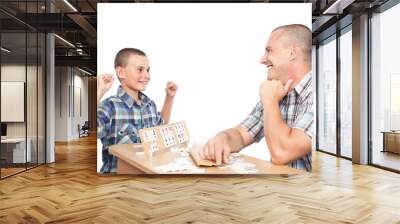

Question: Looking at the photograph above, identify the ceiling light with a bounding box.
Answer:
[63,0,78,12]
[78,67,92,76]
[1,47,11,53]
[323,0,355,15]
[54,34,75,48]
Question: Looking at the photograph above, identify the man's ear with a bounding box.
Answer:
[289,44,298,61]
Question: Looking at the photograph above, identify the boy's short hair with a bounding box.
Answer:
[114,48,147,68]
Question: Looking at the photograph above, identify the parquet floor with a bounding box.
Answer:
[0,134,399,223]
[372,151,400,171]
[1,167,25,178]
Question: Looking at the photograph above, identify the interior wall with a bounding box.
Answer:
[1,65,32,138]
[54,66,68,141]
[1,63,44,165]
[54,66,89,141]
[88,77,97,133]
[71,70,89,138]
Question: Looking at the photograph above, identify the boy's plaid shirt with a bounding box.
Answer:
[97,86,163,173]
[240,73,313,172]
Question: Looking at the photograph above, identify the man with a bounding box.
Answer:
[200,24,313,171]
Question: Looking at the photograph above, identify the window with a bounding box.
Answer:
[370,2,400,171]
[0,1,47,179]
[317,35,337,155]
[339,27,352,158]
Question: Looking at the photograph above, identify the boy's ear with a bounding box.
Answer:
[115,66,124,81]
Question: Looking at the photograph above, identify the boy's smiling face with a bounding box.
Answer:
[117,54,151,92]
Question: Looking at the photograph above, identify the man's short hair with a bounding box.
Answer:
[272,24,312,62]
[114,48,146,68]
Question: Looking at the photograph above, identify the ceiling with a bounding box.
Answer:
[0,0,393,75]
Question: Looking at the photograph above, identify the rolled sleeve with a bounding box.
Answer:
[157,111,164,125]
[240,101,265,142]
[97,101,112,140]
[150,101,164,125]
[293,111,314,138]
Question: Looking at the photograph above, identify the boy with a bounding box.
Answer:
[97,48,178,173]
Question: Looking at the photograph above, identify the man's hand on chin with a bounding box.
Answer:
[259,79,293,105]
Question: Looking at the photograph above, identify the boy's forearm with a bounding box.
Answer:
[161,95,174,124]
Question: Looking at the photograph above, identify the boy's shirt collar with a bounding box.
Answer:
[117,85,151,108]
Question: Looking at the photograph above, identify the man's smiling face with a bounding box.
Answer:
[259,31,292,82]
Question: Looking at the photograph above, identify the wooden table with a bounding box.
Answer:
[381,131,400,154]
[109,143,303,175]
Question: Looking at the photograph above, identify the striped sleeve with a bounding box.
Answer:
[97,99,113,140]
[240,101,265,142]
[292,94,314,138]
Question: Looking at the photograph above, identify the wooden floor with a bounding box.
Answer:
[1,135,400,223]
[1,163,45,178]
[1,167,26,178]
[372,151,400,171]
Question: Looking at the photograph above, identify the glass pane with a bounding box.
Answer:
[0,1,46,178]
[27,0,39,169]
[317,36,337,154]
[371,3,400,171]
[312,45,317,151]
[1,30,27,177]
[340,28,352,158]
[27,31,38,169]
[38,32,45,165]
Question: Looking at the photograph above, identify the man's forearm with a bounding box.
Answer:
[262,100,292,162]
[161,96,174,124]
[219,128,246,153]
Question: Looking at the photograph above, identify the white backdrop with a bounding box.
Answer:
[97,3,311,171]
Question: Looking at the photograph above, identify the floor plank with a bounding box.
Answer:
[372,151,400,171]
[0,134,399,223]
